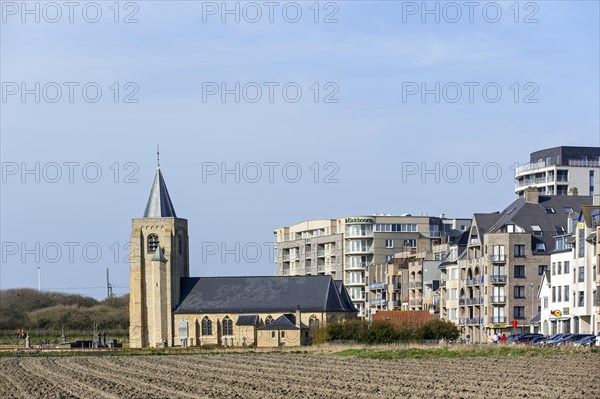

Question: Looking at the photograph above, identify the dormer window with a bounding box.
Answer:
[544,208,555,214]
[531,225,542,236]
[148,234,159,253]
[554,225,566,235]
[535,242,546,252]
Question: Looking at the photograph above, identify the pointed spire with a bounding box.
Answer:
[143,150,177,218]
[151,246,167,262]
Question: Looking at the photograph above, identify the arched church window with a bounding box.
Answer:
[309,315,319,329]
[222,316,233,336]
[148,234,159,253]
[178,234,183,255]
[265,315,274,325]
[202,317,212,336]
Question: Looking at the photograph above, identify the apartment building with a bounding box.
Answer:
[443,188,591,342]
[274,215,470,317]
[514,146,600,196]
[366,260,405,316]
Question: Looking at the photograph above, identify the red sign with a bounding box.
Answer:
[512,320,518,328]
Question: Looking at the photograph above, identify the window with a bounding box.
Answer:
[578,267,585,282]
[531,225,542,236]
[514,265,525,278]
[554,225,566,234]
[557,287,562,302]
[309,315,319,329]
[385,255,393,263]
[147,234,159,253]
[552,286,556,302]
[201,317,212,336]
[265,315,274,325]
[557,262,562,275]
[514,306,525,319]
[535,242,546,252]
[544,208,555,214]
[578,291,584,307]
[178,234,183,255]
[564,261,570,274]
[271,331,276,339]
[385,239,393,248]
[551,262,556,275]
[564,207,574,214]
[564,286,569,302]
[578,228,585,258]
[543,297,548,309]
[514,245,525,257]
[222,317,233,335]
[281,331,285,338]
[514,286,525,299]
[538,265,547,275]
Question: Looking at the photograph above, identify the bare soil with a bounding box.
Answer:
[1,352,598,398]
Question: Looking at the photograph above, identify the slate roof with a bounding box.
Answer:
[236,314,259,326]
[143,167,177,218]
[474,195,592,252]
[174,275,359,314]
[257,314,309,330]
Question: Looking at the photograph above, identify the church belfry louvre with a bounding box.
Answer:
[129,161,357,348]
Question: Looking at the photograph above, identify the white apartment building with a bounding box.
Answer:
[274,215,470,317]
[515,146,599,196]
[540,204,599,335]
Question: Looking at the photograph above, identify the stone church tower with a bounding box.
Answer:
[129,163,189,348]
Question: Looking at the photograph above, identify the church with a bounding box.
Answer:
[129,163,358,348]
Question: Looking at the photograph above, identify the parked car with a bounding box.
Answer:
[528,336,546,345]
[505,334,524,344]
[554,334,591,347]
[539,333,571,346]
[572,335,597,348]
[516,334,544,344]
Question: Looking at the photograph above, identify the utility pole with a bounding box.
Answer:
[37,267,40,291]
[106,268,114,299]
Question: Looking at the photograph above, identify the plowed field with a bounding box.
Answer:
[1,352,598,398]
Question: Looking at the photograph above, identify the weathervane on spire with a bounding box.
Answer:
[157,145,160,168]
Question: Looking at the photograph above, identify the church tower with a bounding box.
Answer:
[129,160,189,348]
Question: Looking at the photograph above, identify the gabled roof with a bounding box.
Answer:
[257,314,309,330]
[143,167,177,218]
[174,275,358,314]
[472,195,592,251]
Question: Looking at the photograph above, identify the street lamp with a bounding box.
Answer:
[530,283,535,331]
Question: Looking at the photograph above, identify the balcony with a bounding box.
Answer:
[283,254,290,261]
[408,298,423,307]
[409,281,423,288]
[369,282,388,290]
[346,262,371,270]
[515,161,548,175]
[369,299,387,306]
[489,254,506,263]
[492,316,507,324]
[491,275,507,284]
[459,317,484,325]
[490,295,506,304]
[346,280,365,286]
[569,159,600,167]
[464,276,484,286]
[345,231,373,238]
[345,246,373,254]
[516,177,547,188]
[317,265,325,273]
[317,250,325,257]
[556,175,568,182]
[459,297,484,306]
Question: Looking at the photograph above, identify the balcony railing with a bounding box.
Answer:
[459,317,484,325]
[346,262,371,270]
[568,159,600,167]
[464,276,484,286]
[345,246,374,254]
[516,177,547,188]
[369,299,387,306]
[459,297,484,306]
[489,254,506,263]
[409,281,423,288]
[556,175,568,182]
[317,265,325,273]
[345,231,374,238]
[491,275,507,283]
[369,282,388,290]
[490,295,506,304]
[492,316,507,324]
[283,255,290,261]
[515,161,547,175]
[408,299,423,307]
[317,250,325,257]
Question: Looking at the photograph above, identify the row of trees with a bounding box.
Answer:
[0,288,129,332]
[315,319,460,344]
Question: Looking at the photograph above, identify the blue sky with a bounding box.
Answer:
[1,1,599,298]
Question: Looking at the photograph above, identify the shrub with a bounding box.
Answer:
[418,319,460,340]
